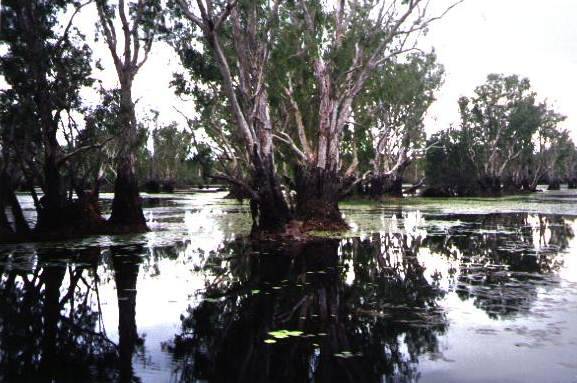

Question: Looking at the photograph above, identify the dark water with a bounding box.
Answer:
[1,191,577,382]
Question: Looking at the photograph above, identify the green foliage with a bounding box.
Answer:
[353,52,444,173]
[0,0,96,200]
[426,74,568,195]
[425,130,480,196]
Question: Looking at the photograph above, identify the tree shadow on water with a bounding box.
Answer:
[164,234,448,383]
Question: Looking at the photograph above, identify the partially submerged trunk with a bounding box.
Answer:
[0,171,30,241]
[36,140,64,231]
[109,158,146,230]
[294,166,347,231]
[479,176,502,195]
[0,198,14,240]
[251,151,292,234]
[109,86,147,232]
[367,173,404,198]
[548,179,561,190]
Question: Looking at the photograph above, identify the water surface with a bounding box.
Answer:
[1,190,577,382]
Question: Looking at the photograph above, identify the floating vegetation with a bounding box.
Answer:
[267,330,304,339]
[334,351,362,358]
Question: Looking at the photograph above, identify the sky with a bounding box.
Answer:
[5,0,577,140]
[422,0,577,138]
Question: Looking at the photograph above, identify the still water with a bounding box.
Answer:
[1,190,577,382]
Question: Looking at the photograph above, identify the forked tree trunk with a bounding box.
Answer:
[294,166,347,230]
[109,86,147,231]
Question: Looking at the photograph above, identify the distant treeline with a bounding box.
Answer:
[421,74,575,197]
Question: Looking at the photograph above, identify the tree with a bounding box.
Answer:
[423,128,480,197]
[355,52,444,197]
[172,0,460,233]
[425,74,567,197]
[95,0,162,231]
[1,0,108,239]
[518,109,567,191]
[457,74,545,193]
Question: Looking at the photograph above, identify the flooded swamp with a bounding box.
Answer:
[1,189,577,382]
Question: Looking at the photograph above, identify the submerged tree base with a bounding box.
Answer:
[0,196,149,244]
[250,218,349,243]
[0,222,150,244]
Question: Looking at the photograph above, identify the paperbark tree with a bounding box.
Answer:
[354,52,443,197]
[276,0,460,226]
[173,0,460,232]
[96,0,161,230]
[174,0,292,233]
[458,75,563,194]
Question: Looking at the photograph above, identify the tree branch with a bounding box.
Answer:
[273,132,307,163]
[208,172,259,201]
[56,0,94,50]
[57,137,115,167]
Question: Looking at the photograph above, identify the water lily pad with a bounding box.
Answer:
[268,329,304,339]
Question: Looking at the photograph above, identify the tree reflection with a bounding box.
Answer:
[0,247,118,381]
[425,213,573,318]
[0,244,144,382]
[165,234,447,383]
[0,211,573,382]
[110,245,144,383]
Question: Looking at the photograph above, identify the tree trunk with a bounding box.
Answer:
[294,166,347,230]
[479,176,502,195]
[250,150,292,234]
[548,179,561,190]
[522,178,536,192]
[0,195,14,240]
[367,173,404,198]
[109,85,147,231]
[36,155,64,231]
[0,171,29,238]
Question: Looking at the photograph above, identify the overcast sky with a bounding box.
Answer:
[72,0,577,140]
[423,0,577,138]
